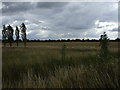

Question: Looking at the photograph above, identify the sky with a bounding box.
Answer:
[0,1,119,40]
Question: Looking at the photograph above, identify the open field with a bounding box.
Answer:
[2,42,119,88]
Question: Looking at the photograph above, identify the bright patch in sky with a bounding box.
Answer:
[95,20,118,31]
[1,2,118,40]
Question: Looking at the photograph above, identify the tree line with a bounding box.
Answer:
[25,38,120,42]
[2,23,111,57]
[2,22,119,48]
[60,32,110,60]
[2,23,27,47]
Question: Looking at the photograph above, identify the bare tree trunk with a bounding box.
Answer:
[9,37,13,47]
[24,39,26,47]
[3,40,6,47]
[16,39,19,47]
[9,42,12,47]
[17,41,18,47]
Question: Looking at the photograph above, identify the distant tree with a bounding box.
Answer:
[7,25,14,47]
[75,39,81,41]
[86,39,89,42]
[67,39,70,42]
[99,32,109,57]
[82,39,85,42]
[2,25,7,47]
[20,23,27,47]
[115,38,120,41]
[15,26,20,47]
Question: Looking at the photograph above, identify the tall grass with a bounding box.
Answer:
[2,42,119,88]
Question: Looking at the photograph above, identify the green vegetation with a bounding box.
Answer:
[2,42,119,88]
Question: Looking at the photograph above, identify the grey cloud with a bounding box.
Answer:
[49,2,117,32]
[37,2,68,9]
[2,2,68,16]
[2,2,35,16]
[109,28,118,32]
[1,2,118,40]
[97,26,104,28]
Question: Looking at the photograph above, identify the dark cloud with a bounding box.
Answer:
[37,2,68,9]
[108,28,118,32]
[2,2,68,16]
[2,2,34,16]
[97,26,104,28]
[1,2,118,39]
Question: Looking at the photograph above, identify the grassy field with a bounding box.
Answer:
[2,42,119,88]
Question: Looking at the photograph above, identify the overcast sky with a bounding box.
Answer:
[1,2,118,40]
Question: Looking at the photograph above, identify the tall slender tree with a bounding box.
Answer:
[20,23,27,47]
[15,26,19,47]
[99,32,109,57]
[2,25,7,47]
[7,25,14,47]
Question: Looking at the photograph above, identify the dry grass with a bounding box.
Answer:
[2,42,119,88]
